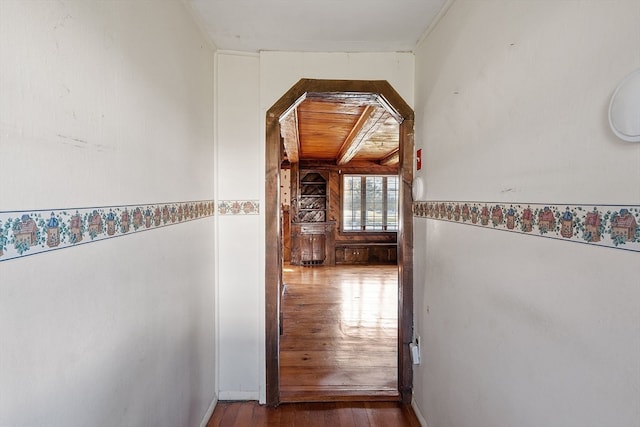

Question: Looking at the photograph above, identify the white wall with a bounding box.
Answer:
[0,2,216,426]
[214,52,263,400]
[413,1,640,426]
[214,51,414,402]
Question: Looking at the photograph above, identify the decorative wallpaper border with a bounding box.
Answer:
[0,200,214,262]
[413,201,640,253]
[217,200,260,215]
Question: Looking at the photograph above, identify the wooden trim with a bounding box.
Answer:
[265,115,282,406]
[266,79,414,406]
[398,118,414,405]
[268,79,413,122]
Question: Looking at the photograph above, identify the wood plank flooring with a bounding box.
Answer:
[206,401,421,427]
[280,264,398,402]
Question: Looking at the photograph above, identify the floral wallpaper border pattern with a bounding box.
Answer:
[217,200,260,215]
[0,200,215,262]
[413,201,640,253]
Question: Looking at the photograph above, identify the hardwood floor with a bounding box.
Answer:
[280,264,398,402]
[206,401,421,427]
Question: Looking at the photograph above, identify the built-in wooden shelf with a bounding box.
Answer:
[297,172,327,223]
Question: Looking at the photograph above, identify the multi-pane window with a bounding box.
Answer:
[342,175,399,232]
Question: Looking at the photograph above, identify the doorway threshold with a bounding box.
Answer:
[280,387,399,403]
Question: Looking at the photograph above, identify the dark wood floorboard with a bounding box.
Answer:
[280,264,398,401]
[206,401,421,427]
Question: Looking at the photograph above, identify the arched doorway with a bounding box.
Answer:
[265,79,414,405]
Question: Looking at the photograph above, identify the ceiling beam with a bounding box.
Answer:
[280,109,300,163]
[306,92,379,106]
[336,105,385,165]
[279,93,307,122]
[376,94,403,124]
[299,159,398,174]
[379,148,400,166]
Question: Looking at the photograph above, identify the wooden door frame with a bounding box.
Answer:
[265,79,414,406]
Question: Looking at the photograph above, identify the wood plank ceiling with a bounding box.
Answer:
[279,93,400,168]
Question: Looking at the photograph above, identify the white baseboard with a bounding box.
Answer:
[199,395,218,427]
[411,398,429,427]
[218,391,260,401]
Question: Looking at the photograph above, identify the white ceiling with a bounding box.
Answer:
[187,0,451,53]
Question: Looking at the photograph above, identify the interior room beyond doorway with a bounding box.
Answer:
[278,88,401,401]
[265,79,414,406]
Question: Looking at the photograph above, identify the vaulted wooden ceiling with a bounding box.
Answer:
[279,92,400,168]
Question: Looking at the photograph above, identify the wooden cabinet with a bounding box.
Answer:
[340,246,369,264]
[335,243,397,265]
[369,245,397,264]
[300,233,325,265]
[291,222,335,266]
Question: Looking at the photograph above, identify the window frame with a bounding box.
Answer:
[341,174,399,233]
